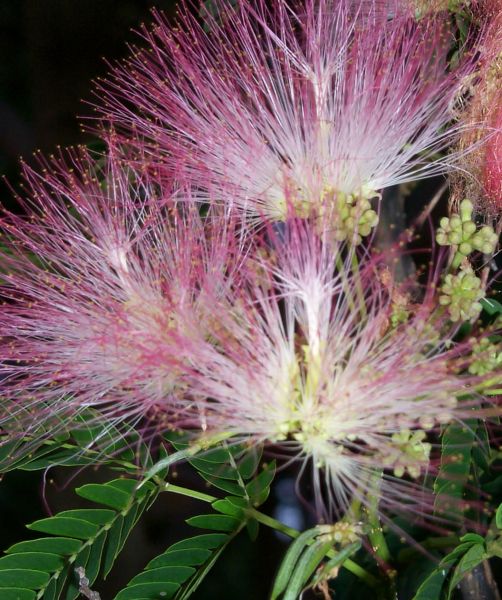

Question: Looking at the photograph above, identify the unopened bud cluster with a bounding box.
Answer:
[468,338,502,376]
[436,199,498,256]
[439,261,484,322]
[382,429,431,479]
[317,522,362,545]
[390,294,410,328]
[332,191,379,245]
[418,394,457,430]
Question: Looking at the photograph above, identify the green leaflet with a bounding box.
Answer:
[6,539,81,556]
[0,553,64,572]
[0,589,36,600]
[186,514,242,531]
[480,298,502,316]
[282,539,335,600]
[411,532,489,600]
[269,529,361,600]
[0,570,50,588]
[434,420,477,520]
[496,503,502,529]
[0,478,156,600]
[412,568,451,600]
[447,543,487,597]
[270,528,323,600]
[114,517,242,600]
[76,483,133,510]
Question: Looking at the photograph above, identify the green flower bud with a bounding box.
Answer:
[439,262,485,322]
[318,522,362,545]
[449,215,462,230]
[462,221,477,236]
[382,429,431,479]
[435,202,498,258]
[436,232,449,245]
[331,190,379,245]
[469,338,502,376]
[366,210,378,226]
[359,223,372,237]
[458,242,472,256]
[459,199,473,222]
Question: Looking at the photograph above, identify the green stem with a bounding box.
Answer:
[366,473,391,564]
[350,251,367,319]
[343,559,380,586]
[162,482,217,504]
[457,374,502,398]
[335,254,357,314]
[247,507,301,539]
[451,250,464,270]
[367,517,391,566]
[486,389,502,395]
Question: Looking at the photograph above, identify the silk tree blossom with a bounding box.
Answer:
[454,0,502,215]
[170,218,501,520]
[99,0,480,220]
[0,149,247,454]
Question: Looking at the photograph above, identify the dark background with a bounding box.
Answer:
[0,2,287,598]
[1,1,168,188]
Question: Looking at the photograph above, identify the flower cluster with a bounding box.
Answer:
[1,0,501,532]
[98,0,480,219]
[0,149,247,447]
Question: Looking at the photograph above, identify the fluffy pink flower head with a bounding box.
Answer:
[99,0,479,219]
[483,101,502,208]
[480,1,502,211]
[170,217,501,521]
[0,149,246,455]
[455,0,502,215]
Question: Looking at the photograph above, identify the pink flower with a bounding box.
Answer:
[0,149,246,451]
[169,217,498,520]
[0,150,498,521]
[483,101,502,208]
[99,0,478,218]
[455,0,502,215]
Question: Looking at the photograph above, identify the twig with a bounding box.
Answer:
[75,567,101,600]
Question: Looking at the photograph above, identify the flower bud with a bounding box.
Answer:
[439,261,485,322]
[460,199,474,222]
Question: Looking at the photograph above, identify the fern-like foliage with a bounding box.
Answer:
[0,430,276,600]
[0,478,157,600]
[114,439,276,599]
[114,532,234,600]
[0,411,152,475]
